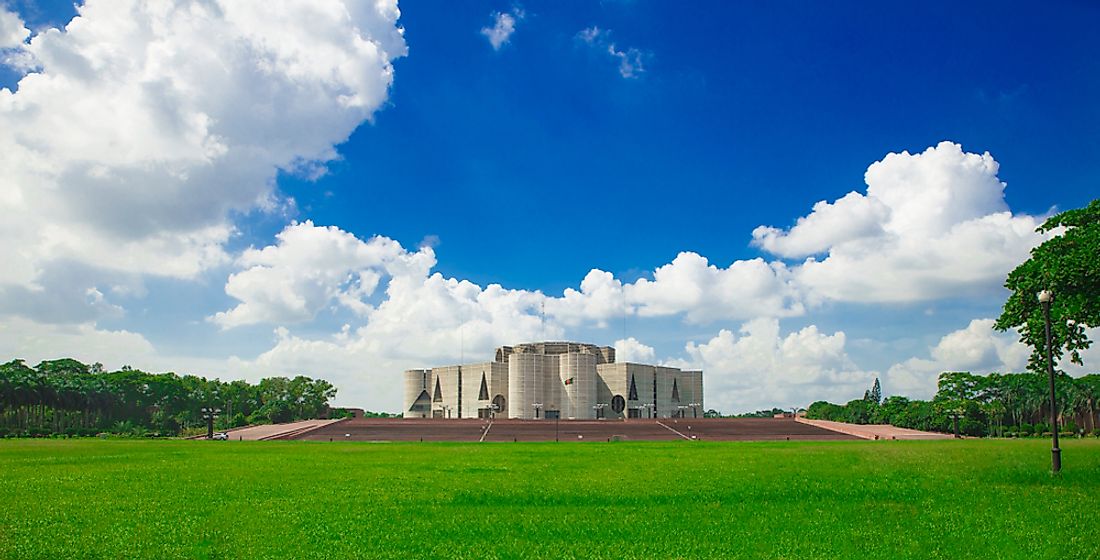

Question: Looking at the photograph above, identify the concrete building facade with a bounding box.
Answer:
[402,341,703,420]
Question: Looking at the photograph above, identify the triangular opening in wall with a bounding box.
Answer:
[479,373,489,401]
[628,374,638,400]
[433,377,443,402]
[671,378,680,402]
[410,390,431,412]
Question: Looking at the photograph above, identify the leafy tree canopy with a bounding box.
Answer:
[995,199,1099,372]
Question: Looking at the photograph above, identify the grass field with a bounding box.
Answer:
[1,439,1098,559]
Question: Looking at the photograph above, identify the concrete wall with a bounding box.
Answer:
[596,363,630,419]
[430,365,462,418]
[684,370,704,418]
[463,361,507,418]
[402,369,432,418]
[507,353,538,419]
[559,352,596,419]
[594,363,699,419]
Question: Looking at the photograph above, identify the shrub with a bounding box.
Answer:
[1093,428,1100,437]
[1062,421,1078,434]
[178,426,207,438]
[1018,423,1033,436]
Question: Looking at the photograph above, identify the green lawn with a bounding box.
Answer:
[1,439,1097,559]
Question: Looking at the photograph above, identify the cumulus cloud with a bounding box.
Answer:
[753,142,1045,303]
[929,318,1030,371]
[212,221,434,328]
[752,192,889,258]
[885,318,1100,399]
[544,270,626,328]
[885,318,1028,398]
[614,337,655,363]
[0,5,28,49]
[668,319,876,412]
[576,26,645,78]
[547,255,804,328]
[0,0,406,320]
[217,224,807,333]
[626,253,803,323]
[0,316,158,368]
[481,8,523,50]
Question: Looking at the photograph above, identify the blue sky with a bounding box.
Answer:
[0,0,1097,412]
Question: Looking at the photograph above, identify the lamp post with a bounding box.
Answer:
[200,407,221,439]
[592,403,607,420]
[690,402,701,419]
[532,402,543,420]
[677,404,688,418]
[1038,290,1062,473]
[642,403,655,419]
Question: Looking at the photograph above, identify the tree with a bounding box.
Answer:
[869,378,882,405]
[1,356,339,436]
[995,199,1099,373]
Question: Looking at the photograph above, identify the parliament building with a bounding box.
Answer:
[403,341,703,420]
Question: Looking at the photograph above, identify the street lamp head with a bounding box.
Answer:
[1037,290,1053,303]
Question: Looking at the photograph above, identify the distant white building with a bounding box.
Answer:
[403,341,703,420]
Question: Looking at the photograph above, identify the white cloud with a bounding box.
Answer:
[626,253,803,323]
[752,192,889,258]
[0,0,405,320]
[0,316,157,368]
[753,142,1045,303]
[481,8,523,50]
[884,318,1030,399]
[576,25,646,78]
[0,5,28,49]
[669,318,876,412]
[886,318,1100,399]
[929,318,1029,371]
[545,269,626,327]
[577,26,602,45]
[216,225,806,333]
[212,221,434,328]
[614,336,655,363]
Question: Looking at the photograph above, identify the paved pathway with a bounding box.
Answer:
[222,419,345,441]
[292,418,859,442]
[797,418,953,440]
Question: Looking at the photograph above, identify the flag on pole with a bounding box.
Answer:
[564,377,574,385]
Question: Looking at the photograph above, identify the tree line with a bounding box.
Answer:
[0,358,337,437]
[807,372,1100,437]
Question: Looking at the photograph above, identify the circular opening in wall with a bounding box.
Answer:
[611,394,625,414]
